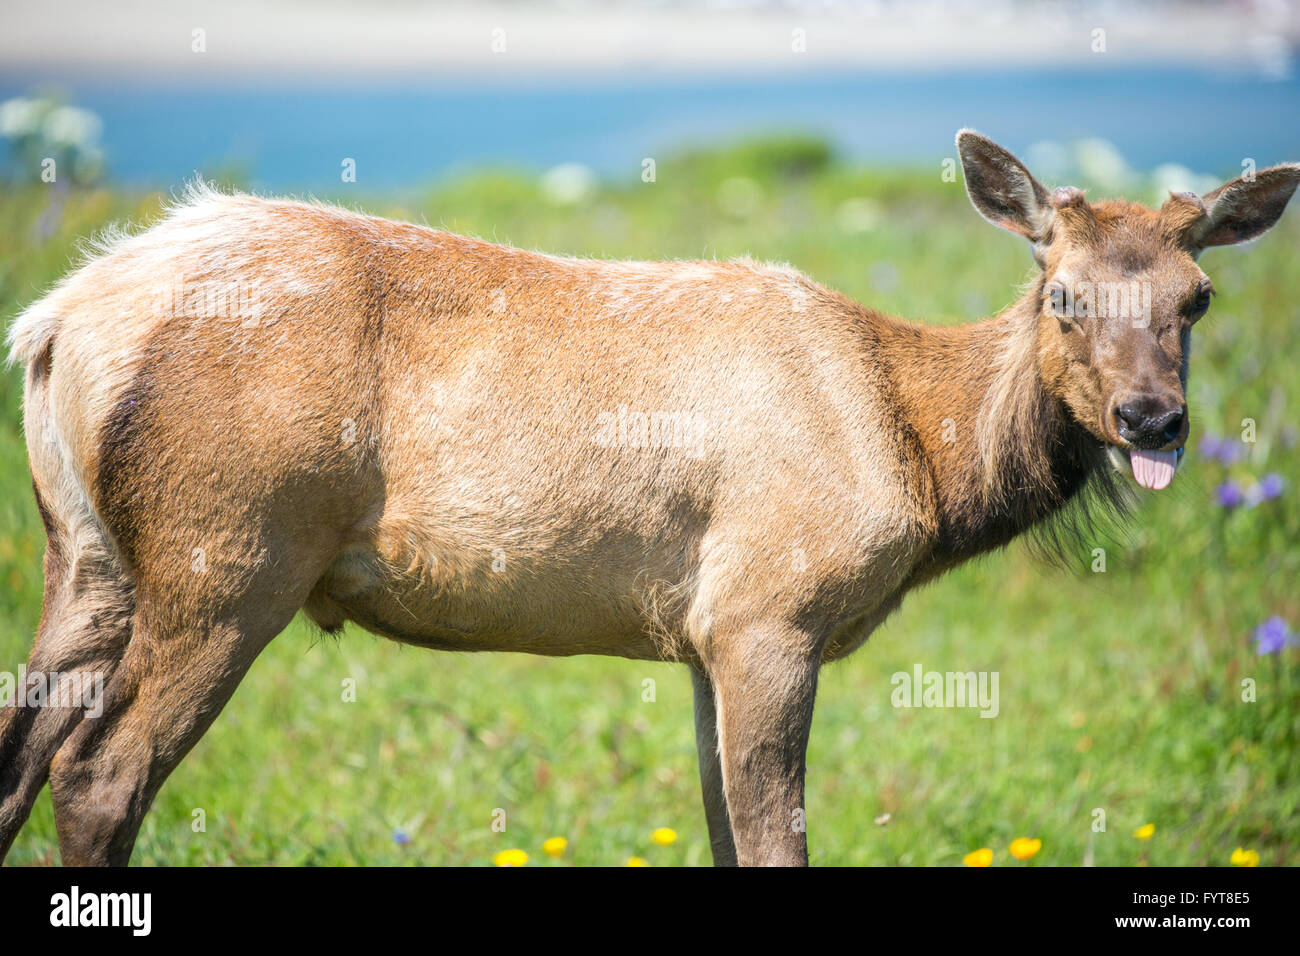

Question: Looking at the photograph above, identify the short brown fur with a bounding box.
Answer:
[2,132,1296,865]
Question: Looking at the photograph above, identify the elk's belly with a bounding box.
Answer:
[303,544,678,661]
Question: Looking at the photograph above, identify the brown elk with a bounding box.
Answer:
[1,131,1296,866]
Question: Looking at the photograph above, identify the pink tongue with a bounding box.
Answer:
[1131,448,1177,490]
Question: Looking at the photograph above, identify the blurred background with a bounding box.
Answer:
[3,0,1300,191]
[1,0,1297,867]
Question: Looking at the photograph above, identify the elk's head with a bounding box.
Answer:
[957,130,1299,490]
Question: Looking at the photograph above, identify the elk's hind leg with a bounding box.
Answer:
[0,511,133,862]
[44,480,356,865]
[47,588,300,866]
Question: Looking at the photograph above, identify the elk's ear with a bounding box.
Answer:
[1191,164,1300,248]
[956,129,1052,242]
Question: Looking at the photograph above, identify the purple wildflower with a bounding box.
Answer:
[1258,473,1284,501]
[1216,441,1245,465]
[1200,434,1224,460]
[1243,473,1285,508]
[1254,616,1296,655]
[393,828,411,846]
[1215,480,1244,508]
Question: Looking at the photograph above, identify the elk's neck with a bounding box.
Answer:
[878,283,1101,570]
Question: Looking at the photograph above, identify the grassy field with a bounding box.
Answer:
[1,140,1297,866]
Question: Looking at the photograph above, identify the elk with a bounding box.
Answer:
[1,132,1296,867]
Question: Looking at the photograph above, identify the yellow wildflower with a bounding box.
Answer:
[651,827,677,846]
[1230,847,1259,867]
[1133,823,1155,841]
[1009,837,1042,860]
[542,837,567,858]
[493,848,528,867]
[963,847,994,867]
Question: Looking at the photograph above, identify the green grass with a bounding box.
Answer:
[1,140,1297,866]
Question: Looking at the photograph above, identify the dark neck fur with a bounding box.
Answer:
[874,281,1116,575]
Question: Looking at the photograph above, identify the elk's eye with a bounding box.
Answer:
[1046,283,1069,319]
[1191,279,1215,318]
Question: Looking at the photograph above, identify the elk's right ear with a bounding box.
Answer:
[956,129,1053,244]
[1189,163,1300,249]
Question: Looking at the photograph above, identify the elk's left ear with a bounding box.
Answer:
[956,129,1053,243]
[1191,163,1300,248]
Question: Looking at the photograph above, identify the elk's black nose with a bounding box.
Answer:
[1115,399,1185,448]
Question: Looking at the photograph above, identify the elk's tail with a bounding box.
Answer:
[7,283,131,583]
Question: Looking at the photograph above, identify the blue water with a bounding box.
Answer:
[2,66,1297,190]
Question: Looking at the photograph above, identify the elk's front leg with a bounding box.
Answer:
[691,666,737,866]
[708,626,821,866]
